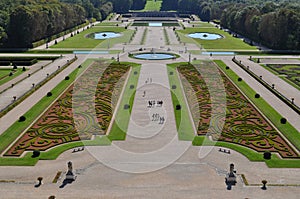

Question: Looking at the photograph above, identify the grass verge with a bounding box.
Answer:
[167,63,195,141]
[108,63,141,141]
[0,68,23,86]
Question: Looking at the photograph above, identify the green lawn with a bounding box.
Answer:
[51,27,134,49]
[167,63,195,141]
[177,27,257,51]
[0,68,23,86]
[95,22,121,27]
[108,63,141,141]
[142,0,162,11]
[189,21,215,28]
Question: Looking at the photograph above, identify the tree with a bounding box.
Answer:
[161,0,178,11]
[131,0,146,10]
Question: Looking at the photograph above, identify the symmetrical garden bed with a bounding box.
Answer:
[265,64,300,89]
[177,63,298,158]
[5,61,130,156]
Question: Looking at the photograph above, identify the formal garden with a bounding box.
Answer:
[262,64,300,90]
[167,60,300,164]
[0,59,140,161]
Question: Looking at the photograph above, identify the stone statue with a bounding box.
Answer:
[66,161,75,181]
[225,163,236,186]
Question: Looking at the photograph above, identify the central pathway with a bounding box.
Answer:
[87,62,191,173]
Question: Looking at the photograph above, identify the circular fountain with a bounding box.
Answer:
[188,32,223,40]
[132,52,177,60]
[94,32,121,39]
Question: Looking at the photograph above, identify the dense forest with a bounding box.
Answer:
[162,0,300,50]
[0,0,299,50]
[0,0,146,48]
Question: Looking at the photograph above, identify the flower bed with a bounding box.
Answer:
[5,61,130,156]
[178,63,298,158]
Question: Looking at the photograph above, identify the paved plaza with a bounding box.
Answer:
[0,16,300,199]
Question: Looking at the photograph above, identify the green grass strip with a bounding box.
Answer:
[95,22,121,27]
[108,63,141,141]
[0,68,23,86]
[141,28,148,45]
[167,63,195,141]
[142,0,162,11]
[163,28,170,45]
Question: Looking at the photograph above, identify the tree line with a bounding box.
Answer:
[161,0,300,50]
[0,0,146,48]
[1,0,299,50]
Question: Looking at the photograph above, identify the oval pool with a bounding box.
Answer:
[133,53,176,60]
[94,32,121,39]
[188,32,223,40]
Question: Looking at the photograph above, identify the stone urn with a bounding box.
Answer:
[262,180,267,190]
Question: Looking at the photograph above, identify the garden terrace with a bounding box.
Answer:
[177,62,299,158]
[177,27,257,51]
[50,27,134,49]
[264,64,300,90]
[0,68,23,86]
[4,61,130,156]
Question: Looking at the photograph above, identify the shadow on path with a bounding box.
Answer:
[59,178,75,189]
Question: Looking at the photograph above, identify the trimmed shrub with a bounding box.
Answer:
[9,72,13,76]
[134,71,138,75]
[172,85,176,89]
[263,151,271,159]
[238,77,242,82]
[19,116,26,122]
[65,76,70,80]
[22,67,26,71]
[47,92,53,97]
[130,85,134,89]
[225,66,230,70]
[255,93,260,98]
[280,118,287,124]
[124,104,130,109]
[176,105,181,110]
[32,150,40,158]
